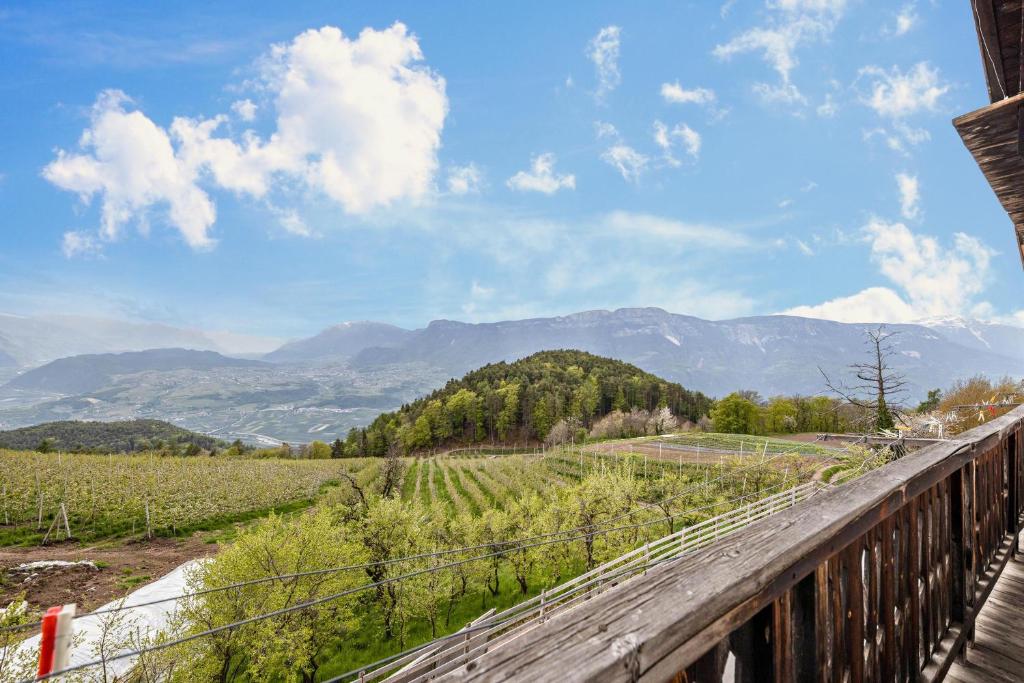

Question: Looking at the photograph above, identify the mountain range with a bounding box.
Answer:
[0,313,281,368]
[1,308,1022,443]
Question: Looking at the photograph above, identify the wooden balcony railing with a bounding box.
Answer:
[446,406,1024,682]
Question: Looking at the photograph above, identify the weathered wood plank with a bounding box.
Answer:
[948,550,1024,683]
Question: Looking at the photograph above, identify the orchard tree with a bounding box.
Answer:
[350,496,423,644]
[171,509,367,683]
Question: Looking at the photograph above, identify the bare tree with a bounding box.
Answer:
[820,326,909,432]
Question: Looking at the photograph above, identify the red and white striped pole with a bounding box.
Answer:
[36,604,75,679]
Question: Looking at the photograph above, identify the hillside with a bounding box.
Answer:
[4,348,267,394]
[0,419,223,453]
[343,349,713,455]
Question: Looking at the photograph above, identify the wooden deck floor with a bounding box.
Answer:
[946,548,1024,683]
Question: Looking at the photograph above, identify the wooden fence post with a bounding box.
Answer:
[790,572,818,682]
[950,465,968,663]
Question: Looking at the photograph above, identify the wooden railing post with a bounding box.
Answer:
[689,641,728,682]
[965,456,978,649]
[730,604,774,682]
[950,464,968,663]
[1008,433,1019,542]
[790,572,818,682]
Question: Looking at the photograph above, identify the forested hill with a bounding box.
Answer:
[0,419,224,454]
[342,349,713,455]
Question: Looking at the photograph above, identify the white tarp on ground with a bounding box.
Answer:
[7,559,205,679]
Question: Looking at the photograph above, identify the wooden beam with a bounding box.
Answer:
[1020,0,1024,97]
[974,0,1007,102]
[1018,104,1024,159]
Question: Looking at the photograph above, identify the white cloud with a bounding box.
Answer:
[470,281,495,299]
[863,123,931,155]
[785,217,997,323]
[601,145,649,183]
[713,0,846,106]
[888,3,918,37]
[440,208,762,322]
[276,209,311,237]
[785,286,917,323]
[771,0,847,10]
[895,172,920,220]
[230,99,257,121]
[816,93,838,117]
[660,82,716,105]
[867,219,993,316]
[587,26,621,101]
[61,230,103,259]
[44,23,449,250]
[594,121,619,139]
[462,280,496,316]
[43,90,217,249]
[754,82,807,105]
[447,163,483,195]
[184,24,448,213]
[653,120,701,166]
[603,211,753,249]
[859,62,948,119]
[796,238,814,255]
[506,153,576,194]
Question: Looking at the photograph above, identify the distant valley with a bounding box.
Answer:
[1,308,1022,443]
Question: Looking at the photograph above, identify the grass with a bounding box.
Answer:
[445,466,480,516]
[431,461,455,513]
[657,432,833,456]
[461,466,500,509]
[400,460,419,501]
[418,459,432,507]
[116,568,152,591]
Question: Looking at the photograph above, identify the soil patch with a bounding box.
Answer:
[0,536,217,617]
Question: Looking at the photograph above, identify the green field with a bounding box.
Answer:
[0,451,379,545]
[0,442,825,682]
[655,431,835,456]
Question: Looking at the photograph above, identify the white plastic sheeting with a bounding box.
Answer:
[6,559,205,679]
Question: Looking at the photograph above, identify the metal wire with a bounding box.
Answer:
[1,437,833,637]
[18,477,828,682]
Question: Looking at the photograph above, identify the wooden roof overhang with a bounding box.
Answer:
[954,92,1024,266]
[955,1,1024,267]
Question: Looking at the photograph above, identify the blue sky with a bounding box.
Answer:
[0,0,1019,343]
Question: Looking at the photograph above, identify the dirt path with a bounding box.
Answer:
[0,536,219,617]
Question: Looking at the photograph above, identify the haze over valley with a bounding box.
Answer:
[1,308,1021,443]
